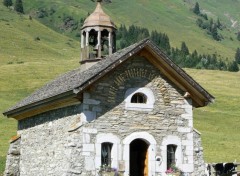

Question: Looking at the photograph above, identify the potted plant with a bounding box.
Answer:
[98,166,122,176]
[165,164,182,176]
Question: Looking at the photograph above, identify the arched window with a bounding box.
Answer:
[101,142,113,166]
[167,144,177,169]
[131,93,147,104]
[124,88,155,111]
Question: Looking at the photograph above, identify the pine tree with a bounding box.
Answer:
[209,18,214,32]
[235,48,240,64]
[193,2,200,15]
[211,24,220,41]
[181,42,189,56]
[15,0,24,13]
[237,32,240,41]
[217,18,222,30]
[3,0,13,7]
[228,61,239,72]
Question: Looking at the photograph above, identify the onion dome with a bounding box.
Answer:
[81,1,116,30]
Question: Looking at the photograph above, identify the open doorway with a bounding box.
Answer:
[130,139,149,176]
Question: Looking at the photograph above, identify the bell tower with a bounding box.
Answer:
[80,0,116,70]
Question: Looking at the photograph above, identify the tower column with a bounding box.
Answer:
[108,31,112,55]
[97,30,101,58]
[80,32,84,62]
[86,31,89,59]
[81,32,84,48]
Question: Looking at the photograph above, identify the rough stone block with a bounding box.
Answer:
[186,146,193,151]
[182,140,193,146]
[82,144,94,152]
[185,150,193,156]
[181,114,192,120]
[82,152,90,156]
[82,133,90,144]
[181,164,194,172]
[83,92,90,99]
[83,105,89,111]
[81,111,96,122]
[92,106,102,112]
[85,156,95,171]
[177,127,191,133]
[82,128,97,134]
[83,99,100,105]
[187,133,193,140]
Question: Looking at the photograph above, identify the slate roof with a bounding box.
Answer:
[4,39,214,117]
[4,39,148,114]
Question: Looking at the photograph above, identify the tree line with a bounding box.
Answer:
[2,1,239,72]
[116,24,239,72]
[193,2,223,41]
[3,0,24,13]
[193,2,240,42]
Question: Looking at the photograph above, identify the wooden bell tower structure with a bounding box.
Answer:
[80,0,117,70]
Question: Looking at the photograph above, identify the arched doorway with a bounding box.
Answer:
[130,139,149,176]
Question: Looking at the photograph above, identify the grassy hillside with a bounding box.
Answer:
[189,69,240,162]
[23,0,240,60]
[0,0,240,174]
[0,4,80,174]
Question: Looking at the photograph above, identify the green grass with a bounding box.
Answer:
[188,69,240,162]
[23,0,240,59]
[0,4,80,174]
[1,0,240,174]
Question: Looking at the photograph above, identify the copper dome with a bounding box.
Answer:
[81,2,116,29]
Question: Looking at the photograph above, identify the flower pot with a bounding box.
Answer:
[166,172,180,176]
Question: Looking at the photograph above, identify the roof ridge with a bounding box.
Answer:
[4,39,149,115]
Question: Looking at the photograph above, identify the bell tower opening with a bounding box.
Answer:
[80,0,116,70]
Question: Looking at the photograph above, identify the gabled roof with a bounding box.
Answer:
[3,39,214,119]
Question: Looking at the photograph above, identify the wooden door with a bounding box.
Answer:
[144,150,148,176]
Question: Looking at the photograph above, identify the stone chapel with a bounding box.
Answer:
[3,1,214,176]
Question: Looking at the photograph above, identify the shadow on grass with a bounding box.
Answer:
[0,156,5,176]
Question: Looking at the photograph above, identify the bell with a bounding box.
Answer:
[93,45,99,51]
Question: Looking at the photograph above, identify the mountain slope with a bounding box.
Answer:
[23,0,240,59]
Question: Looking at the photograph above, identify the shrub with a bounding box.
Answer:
[3,0,13,7]
[14,0,24,13]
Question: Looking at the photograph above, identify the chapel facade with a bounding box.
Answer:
[3,1,214,176]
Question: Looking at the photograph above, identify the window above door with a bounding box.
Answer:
[124,87,155,111]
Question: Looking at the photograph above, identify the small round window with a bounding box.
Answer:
[131,93,147,104]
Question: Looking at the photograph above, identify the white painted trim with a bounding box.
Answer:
[160,135,183,176]
[124,87,155,111]
[123,132,156,176]
[95,133,121,170]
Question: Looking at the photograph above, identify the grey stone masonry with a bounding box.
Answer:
[4,137,20,176]
[17,105,83,176]
[193,129,206,176]
[75,56,198,175]
[10,56,206,176]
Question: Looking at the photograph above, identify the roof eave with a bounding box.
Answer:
[3,90,78,119]
[144,41,215,107]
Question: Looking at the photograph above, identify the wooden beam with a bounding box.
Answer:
[13,97,81,120]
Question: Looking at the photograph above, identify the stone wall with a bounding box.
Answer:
[76,56,197,175]
[4,137,20,176]
[17,105,83,176]
[193,129,206,176]
[14,55,206,176]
